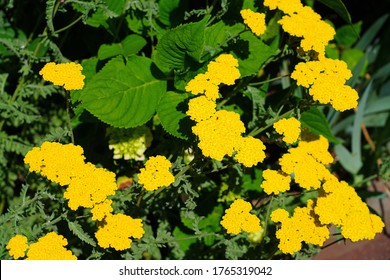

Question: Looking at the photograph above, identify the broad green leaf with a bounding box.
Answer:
[341,48,365,71]
[334,22,362,48]
[68,220,96,246]
[154,17,208,70]
[317,0,352,24]
[80,55,166,128]
[300,107,338,143]
[204,21,244,57]
[231,31,276,77]
[98,34,147,60]
[70,57,99,103]
[157,91,192,140]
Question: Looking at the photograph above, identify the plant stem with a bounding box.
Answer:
[54,15,83,34]
[248,108,295,137]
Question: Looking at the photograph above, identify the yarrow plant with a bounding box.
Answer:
[1,0,388,260]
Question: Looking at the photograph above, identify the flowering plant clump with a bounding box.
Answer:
[1,0,388,261]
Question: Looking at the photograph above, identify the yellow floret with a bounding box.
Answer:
[39,62,85,90]
[186,96,216,122]
[6,234,29,259]
[137,155,175,191]
[273,117,301,144]
[234,136,266,167]
[261,169,291,195]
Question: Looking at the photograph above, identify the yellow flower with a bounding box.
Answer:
[24,142,86,186]
[314,175,385,242]
[24,142,117,211]
[291,57,358,111]
[240,9,266,36]
[220,199,262,234]
[279,134,332,190]
[271,200,330,255]
[186,95,216,122]
[6,234,29,259]
[26,232,77,260]
[137,155,175,191]
[91,199,113,221]
[185,54,240,101]
[63,162,117,210]
[234,136,266,167]
[264,0,303,15]
[39,62,85,90]
[278,6,335,56]
[260,169,291,195]
[273,117,301,144]
[95,213,144,251]
[192,110,245,161]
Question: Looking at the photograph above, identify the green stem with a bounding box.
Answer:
[65,91,75,143]
[54,15,83,34]
[249,75,290,86]
[248,108,295,137]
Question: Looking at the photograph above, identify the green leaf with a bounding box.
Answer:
[334,144,362,174]
[334,22,362,48]
[70,57,99,103]
[79,55,166,128]
[45,0,56,34]
[317,0,352,24]
[341,48,365,71]
[97,34,147,60]
[158,0,188,27]
[355,14,389,51]
[300,107,338,143]
[230,31,276,77]
[0,74,8,95]
[156,91,192,140]
[154,17,208,70]
[68,220,96,247]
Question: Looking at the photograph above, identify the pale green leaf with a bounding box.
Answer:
[80,55,166,128]
[68,220,97,247]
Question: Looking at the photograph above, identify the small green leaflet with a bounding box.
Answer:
[300,107,338,143]
[79,55,166,128]
[97,34,147,60]
[68,220,96,247]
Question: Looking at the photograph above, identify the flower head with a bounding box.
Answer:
[260,169,291,195]
[220,199,262,234]
[95,213,144,251]
[271,200,329,255]
[273,117,301,144]
[233,136,266,167]
[240,9,266,36]
[186,95,216,122]
[26,232,77,260]
[39,62,85,90]
[6,234,29,259]
[137,155,175,191]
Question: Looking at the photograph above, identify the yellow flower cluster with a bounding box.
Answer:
[39,62,85,90]
[262,121,384,253]
[240,9,266,36]
[185,54,240,101]
[314,174,385,242]
[7,232,77,260]
[264,0,358,112]
[220,199,262,234]
[186,55,266,167]
[273,117,301,144]
[261,169,291,195]
[271,200,330,254]
[264,0,334,56]
[107,126,153,161]
[279,131,333,190]
[137,155,175,191]
[24,142,117,214]
[291,58,359,111]
[95,213,144,251]
[6,234,28,259]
